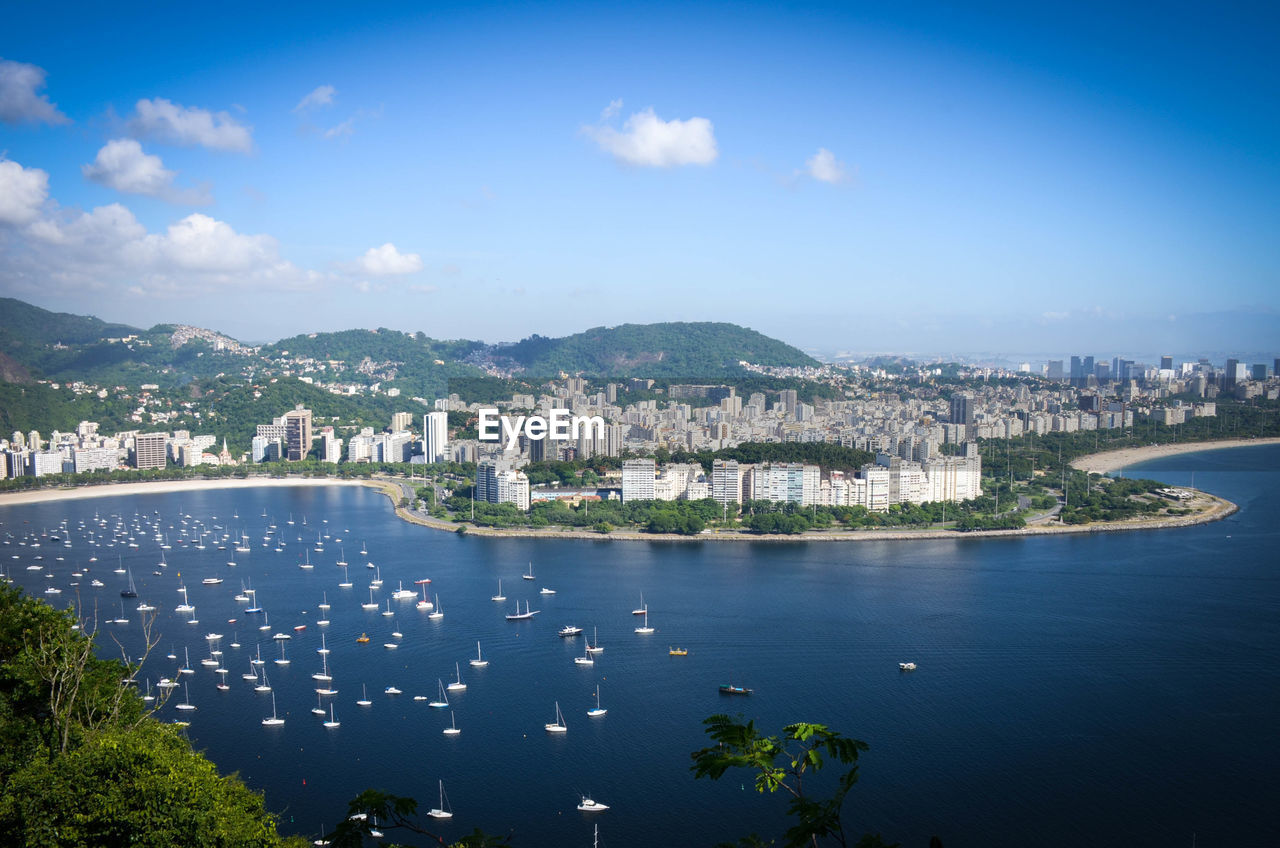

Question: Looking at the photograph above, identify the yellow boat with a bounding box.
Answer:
[356,633,370,643]
[669,647,688,656]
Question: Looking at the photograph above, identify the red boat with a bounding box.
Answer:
[293,624,307,632]
[414,578,432,585]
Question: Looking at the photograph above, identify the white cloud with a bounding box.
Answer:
[128,97,253,153]
[323,117,355,139]
[293,84,336,113]
[81,139,209,204]
[600,98,623,121]
[358,243,423,275]
[0,159,49,225]
[804,148,849,184]
[8,194,324,299]
[0,59,69,125]
[584,105,718,167]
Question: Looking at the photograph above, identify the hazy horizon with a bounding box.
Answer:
[2,2,1277,354]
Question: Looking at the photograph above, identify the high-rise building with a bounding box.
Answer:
[284,407,312,461]
[621,458,657,503]
[475,461,531,511]
[423,412,449,463]
[1251,363,1267,381]
[777,389,798,416]
[1047,360,1064,381]
[950,393,975,430]
[1160,355,1174,371]
[391,412,413,433]
[133,433,167,470]
[711,459,742,510]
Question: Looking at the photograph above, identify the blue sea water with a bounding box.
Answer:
[2,444,1278,848]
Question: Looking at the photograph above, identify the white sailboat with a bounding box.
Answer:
[490,579,505,602]
[469,641,489,668]
[635,606,654,634]
[356,684,371,707]
[428,595,443,620]
[545,700,567,733]
[586,626,604,654]
[426,780,453,819]
[429,678,449,709]
[505,600,539,620]
[632,593,646,615]
[323,704,340,729]
[588,685,607,717]
[523,562,535,580]
[442,710,460,736]
[262,692,285,726]
[447,662,466,692]
[175,681,196,711]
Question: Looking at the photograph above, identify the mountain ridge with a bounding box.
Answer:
[0,297,817,383]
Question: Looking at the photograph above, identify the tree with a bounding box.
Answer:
[690,714,897,848]
[328,789,508,848]
[0,585,305,847]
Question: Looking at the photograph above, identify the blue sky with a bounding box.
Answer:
[1,1,1276,357]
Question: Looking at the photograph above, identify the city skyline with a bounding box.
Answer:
[1,2,1277,353]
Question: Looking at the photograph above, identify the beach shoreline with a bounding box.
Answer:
[1070,436,1280,476]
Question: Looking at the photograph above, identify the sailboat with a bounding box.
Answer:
[588,685,607,717]
[632,593,646,615]
[545,700,567,733]
[275,641,290,665]
[175,681,196,711]
[634,606,654,634]
[255,667,272,693]
[428,595,443,620]
[447,662,466,692]
[426,780,453,819]
[442,710,460,736]
[523,562,535,580]
[416,584,433,610]
[490,579,505,602]
[312,693,327,716]
[505,600,539,620]
[323,704,340,729]
[339,566,352,589]
[429,679,449,709]
[469,641,489,668]
[361,589,378,610]
[120,567,138,598]
[262,692,285,726]
[586,626,604,654]
[356,684,372,707]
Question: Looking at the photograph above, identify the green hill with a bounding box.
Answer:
[496,322,818,377]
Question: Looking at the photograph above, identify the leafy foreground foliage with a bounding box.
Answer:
[691,714,900,848]
[329,789,510,847]
[0,584,307,848]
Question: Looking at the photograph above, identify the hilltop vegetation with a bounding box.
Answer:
[0,585,308,846]
[495,322,819,377]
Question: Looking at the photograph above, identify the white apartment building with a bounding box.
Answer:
[621,458,657,503]
[423,411,449,463]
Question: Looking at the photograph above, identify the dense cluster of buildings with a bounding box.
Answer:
[0,422,237,479]
[616,448,981,512]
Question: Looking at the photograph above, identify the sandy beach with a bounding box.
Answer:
[0,477,366,508]
[1070,437,1280,476]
